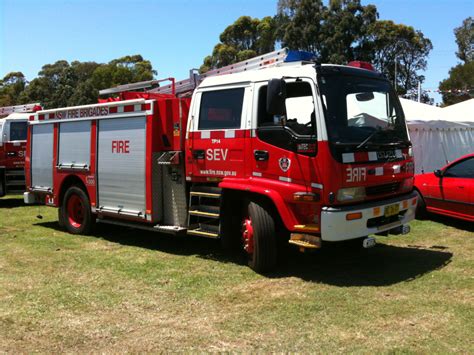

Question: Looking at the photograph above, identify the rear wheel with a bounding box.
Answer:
[241,201,277,273]
[60,186,94,235]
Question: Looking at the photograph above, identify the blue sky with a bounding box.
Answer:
[0,0,472,103]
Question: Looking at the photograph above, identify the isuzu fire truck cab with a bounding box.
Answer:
[24,49,417,272]
[0,104,41,197]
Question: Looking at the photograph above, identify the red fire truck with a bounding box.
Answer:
[24,49,417,272]
[0,103,41,197]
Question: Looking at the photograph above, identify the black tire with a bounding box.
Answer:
[243,200,277,273]
[414,190,427,219]
[60,186,94,235]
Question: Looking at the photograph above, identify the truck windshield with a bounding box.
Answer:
[318,71,408,146]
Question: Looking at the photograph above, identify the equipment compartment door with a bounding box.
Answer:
[31,123,54,190]
[97,116,146,216]
[58,120,91,169]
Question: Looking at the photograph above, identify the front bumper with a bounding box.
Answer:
[321,191,417,241]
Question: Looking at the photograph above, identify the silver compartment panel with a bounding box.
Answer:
[97,117,146,216]
[58,120,91,168]
[31,124,54,189]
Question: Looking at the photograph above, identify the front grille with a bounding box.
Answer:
[366,182,400,196]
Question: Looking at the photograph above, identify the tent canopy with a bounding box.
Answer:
[399,98,474,174]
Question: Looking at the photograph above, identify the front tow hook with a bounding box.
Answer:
[363,237,377,248]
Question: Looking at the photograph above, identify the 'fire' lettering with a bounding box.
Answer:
[112,140,130,154]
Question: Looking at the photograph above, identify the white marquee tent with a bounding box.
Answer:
[400,98,474,174]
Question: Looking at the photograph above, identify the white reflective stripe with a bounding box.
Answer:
[224,130,235,138]
[185,176,191,181]
[393,165,401,174]
[134,104,142,112]
[117,106,124,113]
[342,153,355,163]
[375,167,384,176]
[250,129,256,138]
[145,101,154,115]
[0,143,3,147]
[368,151,378,161]
[252,172,262,177]
[395,149,403,158]
[13,142,21,146]
[279,176,292,182]
[311,182,323,189]
[201,131,210,139]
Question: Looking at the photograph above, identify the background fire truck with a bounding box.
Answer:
[0,103,41,197]
[24,49,417,272]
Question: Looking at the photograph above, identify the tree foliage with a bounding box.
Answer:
[1,55,156,109]
[200,16,276,73]
[439,17,474,106]
[367,20,432,95]
[454,17,473,63]
[201,0,431,96]
[276,0,378,63]
[439,61,474,106]
[0,72,27,106]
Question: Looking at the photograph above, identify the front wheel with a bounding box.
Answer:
[241,201,277,273]
[60,186,94,235]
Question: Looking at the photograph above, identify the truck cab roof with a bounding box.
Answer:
[198,61,384,89]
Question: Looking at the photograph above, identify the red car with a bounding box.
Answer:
[415,153,474,222]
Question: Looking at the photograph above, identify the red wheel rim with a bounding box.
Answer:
[242,217,254,254]
[67,194,85,228]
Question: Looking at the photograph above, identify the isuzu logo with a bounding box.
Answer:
[377,150,396,159]
[279,157,291,172]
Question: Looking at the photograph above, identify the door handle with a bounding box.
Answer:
[192,149,205,160]
[254,150,269,161]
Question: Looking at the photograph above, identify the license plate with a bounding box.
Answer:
[384,203,400,217]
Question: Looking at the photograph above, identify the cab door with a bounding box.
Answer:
[249,79,320,190]
[435,157,474,218]
[187,86,249,180]
[3,119,28,169]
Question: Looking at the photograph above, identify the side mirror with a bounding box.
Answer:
[355,92,374,101]
[267,78,287,116]
[434,169,443,178]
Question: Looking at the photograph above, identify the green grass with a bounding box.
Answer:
[0,195,473,352]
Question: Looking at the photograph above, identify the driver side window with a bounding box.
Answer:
[444,157,474,178]
[257,81,315,136]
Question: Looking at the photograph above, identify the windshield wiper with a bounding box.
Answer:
[356,127,383,149]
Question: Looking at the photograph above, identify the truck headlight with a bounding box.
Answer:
[336,187,366,202]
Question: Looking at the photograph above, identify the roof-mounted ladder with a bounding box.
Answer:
[0,103,41,117]
[99,48,291,96]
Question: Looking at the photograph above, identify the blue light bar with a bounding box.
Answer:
[285,50,316,62]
